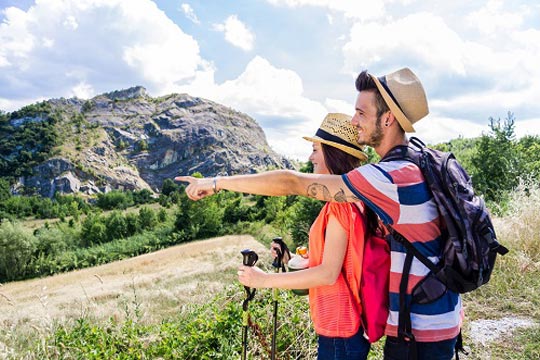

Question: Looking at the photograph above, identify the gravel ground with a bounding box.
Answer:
[468,317,537,346]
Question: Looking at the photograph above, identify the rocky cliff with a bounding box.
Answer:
[10,87,293,197]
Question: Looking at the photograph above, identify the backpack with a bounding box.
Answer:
[381,137,508,299]
[381,137,509,359]
[351,204,390,343]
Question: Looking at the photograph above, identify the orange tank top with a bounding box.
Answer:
[308,202,367,337]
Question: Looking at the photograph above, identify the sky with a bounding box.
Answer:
[1,0,539,161]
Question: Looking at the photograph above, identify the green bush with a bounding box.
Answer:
[37,286,316,359]
[0,221,37,282]
[283,197,324,249]
[96,191,134,210]
[138,206,157,230]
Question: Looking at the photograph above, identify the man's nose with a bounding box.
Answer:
[351,114,359,126]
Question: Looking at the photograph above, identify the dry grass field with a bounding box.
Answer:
[0,235,268,328]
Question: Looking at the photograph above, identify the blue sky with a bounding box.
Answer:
[1,0,539,160]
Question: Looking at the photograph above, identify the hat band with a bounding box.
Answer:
[377,76,405,114]
[315,128,363,152]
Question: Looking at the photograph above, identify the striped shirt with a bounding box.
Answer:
[343,160,462,342]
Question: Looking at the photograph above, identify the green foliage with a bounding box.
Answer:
[36,287,316,359]
[116,139,128,150]
[105,211,129,241]
[138,206,157,230]
[283,197,324,249]
[175,192,225,241]
[80,214,108,246]
[222,193,255,223]
[364,146,380,163]
[0,102,59,179]
[160,178,179,196]
[0,178,10,202]
[132,189,154,205]
[96,190,134,210]
[516,135,540,179]
[471,112,521,202]
[34,227,70,257]
[299,161,313,173]
[136,139,149,152]
[81,100,95,113]
[0,221,37,282]
[431,136,477,174]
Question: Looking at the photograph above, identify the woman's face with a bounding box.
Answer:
[309,142,330,174]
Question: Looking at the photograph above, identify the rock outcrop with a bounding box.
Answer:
[12,87,293,197]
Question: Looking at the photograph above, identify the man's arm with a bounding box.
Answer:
[175,170,359,202]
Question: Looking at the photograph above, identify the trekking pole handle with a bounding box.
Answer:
[241,249,258,267]
[271,237,289,270]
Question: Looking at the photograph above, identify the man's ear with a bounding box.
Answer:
[384,111,396,127]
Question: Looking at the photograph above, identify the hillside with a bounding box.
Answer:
[0,235,267,325]
[0,87,293,197]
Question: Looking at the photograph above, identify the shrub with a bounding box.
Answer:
[96,190,134,210]
[138,206,157,230]
[0,221,37,281]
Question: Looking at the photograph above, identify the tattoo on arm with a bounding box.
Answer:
[334,188,347,202]
[307,183,332,201]
[307,184,360,202]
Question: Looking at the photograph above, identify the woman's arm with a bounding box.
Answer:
[175,170,359,203]
[238,215,348,289]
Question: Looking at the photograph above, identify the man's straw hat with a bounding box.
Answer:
[303,113,367,161]
[369,67,428,132]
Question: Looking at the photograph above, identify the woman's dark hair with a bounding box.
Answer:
[321,143,361,176]
[321,143,382,236]
[355,70,390,120]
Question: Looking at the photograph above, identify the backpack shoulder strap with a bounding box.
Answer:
[380,137,426,165]
[385,225,440,274]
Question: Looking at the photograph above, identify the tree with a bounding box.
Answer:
[0,221,37,281]
[105,211,128,241]
[0,178,11,202]
[161,178,179,196]
[139,206,157,230]
[80,214,107,246]
[471,112,520,202]
[516,135,540,180]
[284,197,324,248]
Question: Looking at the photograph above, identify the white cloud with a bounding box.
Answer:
[177,56,328,159]
[70,81,95,99]
[343,13,468,76]
[324,98,352,115]
[213,15,255,51]
[63,15,78,30]
[466,0,525,35]
[180,3,200,24]
[213,56,327,159]
[414,115,487,145]
[340,10,540,131]
[266,0,385,21]
[0,0,206,109]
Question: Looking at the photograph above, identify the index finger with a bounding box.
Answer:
[174,176,193,183]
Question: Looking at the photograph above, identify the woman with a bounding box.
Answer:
[177,113,382,359]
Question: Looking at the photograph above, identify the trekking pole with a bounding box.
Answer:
[241,249,258,360]
[270,237,290,360]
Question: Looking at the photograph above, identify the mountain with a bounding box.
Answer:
[1,86,294,197]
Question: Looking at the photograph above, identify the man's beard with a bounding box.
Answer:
[358,116,384,147]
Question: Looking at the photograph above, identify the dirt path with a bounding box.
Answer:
[0,235,268,327]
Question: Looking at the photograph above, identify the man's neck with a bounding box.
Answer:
[374,133,408,158]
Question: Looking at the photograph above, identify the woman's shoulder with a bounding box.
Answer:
[326,202,365,223]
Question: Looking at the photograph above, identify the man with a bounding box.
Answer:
[176,68,462,360]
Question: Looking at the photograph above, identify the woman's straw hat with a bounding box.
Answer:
[303,113,367,161]
[369,67,428,132]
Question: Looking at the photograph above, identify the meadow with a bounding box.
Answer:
[0,182,539,359]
